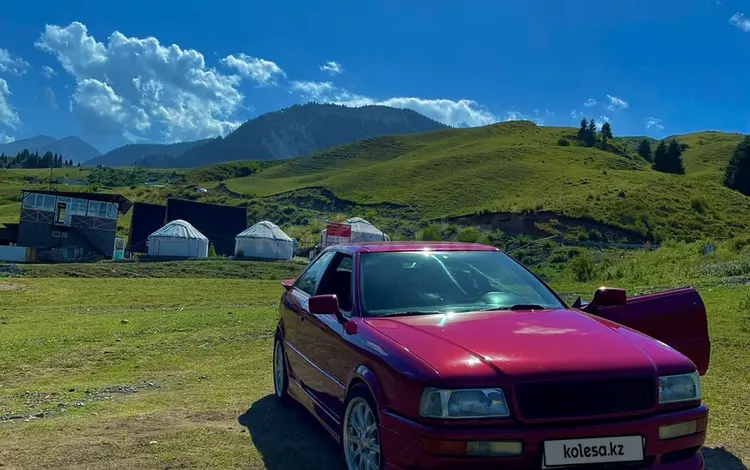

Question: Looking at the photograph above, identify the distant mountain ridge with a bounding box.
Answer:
[0,135,101,163]
[87,103,450,169]
[85,139,213,168]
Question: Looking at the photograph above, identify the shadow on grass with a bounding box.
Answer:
[704,447,748,470]
[238,394,344,470]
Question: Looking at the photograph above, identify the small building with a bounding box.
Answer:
[17,189,132,262]
[235,221,295,260]
[147,219,209,259]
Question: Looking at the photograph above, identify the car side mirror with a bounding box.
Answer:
[281,279,294,291]
[309,294,348,325]
[584,287,627,313]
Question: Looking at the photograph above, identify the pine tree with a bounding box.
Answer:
[653,140,685,175]
[584,119,597,147]
[577,118,588,142]
[666,140,685,174]
[724,136,750,196]
[599,122,613,150]
[653,140,669,172]
[637,139,653,161]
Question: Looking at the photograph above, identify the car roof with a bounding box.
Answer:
[327,241,500,254]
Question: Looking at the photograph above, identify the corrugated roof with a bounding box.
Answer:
[148,219,208,240]
[236,221,293,241]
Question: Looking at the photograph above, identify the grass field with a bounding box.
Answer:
[1,245,749,469]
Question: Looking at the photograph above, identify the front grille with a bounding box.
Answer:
[516,376,656,420]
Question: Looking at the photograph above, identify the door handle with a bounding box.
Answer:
[300,315,306,323]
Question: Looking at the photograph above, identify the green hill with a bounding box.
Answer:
[220,121,750,242]
[2,122,749,244]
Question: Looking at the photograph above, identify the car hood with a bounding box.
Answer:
[365,308,691,383]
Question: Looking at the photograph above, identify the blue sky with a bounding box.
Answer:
[0,0,748,152]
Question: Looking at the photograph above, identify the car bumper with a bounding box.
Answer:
[379,404,708,470]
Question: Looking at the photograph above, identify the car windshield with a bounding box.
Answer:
[359,250,565,317]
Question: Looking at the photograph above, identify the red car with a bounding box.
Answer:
[273,242,710,470]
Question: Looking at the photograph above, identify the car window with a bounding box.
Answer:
[295,251,336,295]
[315,253,354,311]
[359,250,564,316]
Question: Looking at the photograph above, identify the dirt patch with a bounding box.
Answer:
[0,282,23,292]
[0,382,160,424]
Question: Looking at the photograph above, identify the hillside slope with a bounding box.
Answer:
[0,136,100,163]
[175,103,449,168]
[224,122,750,241]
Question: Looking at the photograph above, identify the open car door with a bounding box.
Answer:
[584,287,710,375]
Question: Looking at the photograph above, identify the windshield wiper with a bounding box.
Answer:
[377,310,445,318]
[476,304,550,311]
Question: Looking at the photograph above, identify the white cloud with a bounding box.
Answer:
[583,98,597,107]
[42,65,57,78]
[35,21,249,142]
[0,133,14,143]
[730,12,750,32]
[606,94,629,111]
[0,49,29,76]
[290,80,336,98]
[644,117,664,132]
[0,79,20,129]
[290,80,499,127]
[220,53,286,86]
[320,61,343,75]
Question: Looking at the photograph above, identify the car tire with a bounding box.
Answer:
[342,385,383,470]
[272,335,290,405]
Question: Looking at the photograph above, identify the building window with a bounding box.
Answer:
[87,201,101,217]
[22,193,36,209]
[87,200,118,220]
[22,193,56,212]
[70,198,88,216]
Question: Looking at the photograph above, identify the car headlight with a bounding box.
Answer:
[419,388,510,419]
[658,372,702,404]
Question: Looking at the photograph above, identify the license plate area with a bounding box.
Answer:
[542,435,645,468]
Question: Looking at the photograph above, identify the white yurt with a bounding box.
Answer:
[320,217,391,248]
[346,217,391,242]
[234,221,295,260]
[147,219,209,259]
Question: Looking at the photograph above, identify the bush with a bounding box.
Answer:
[457,227,486,244]
[208,243,217,258]
[420,224,444,241]
[690,197,707,214]
[558,138,571,146]
[570,251,597,282]
[729,235,750,253]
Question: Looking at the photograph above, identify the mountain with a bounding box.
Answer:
[176,103,450,168]
[0,135,100,163]
[91,103,450,169]
[85,139,212,168]
[216,121,750,242]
